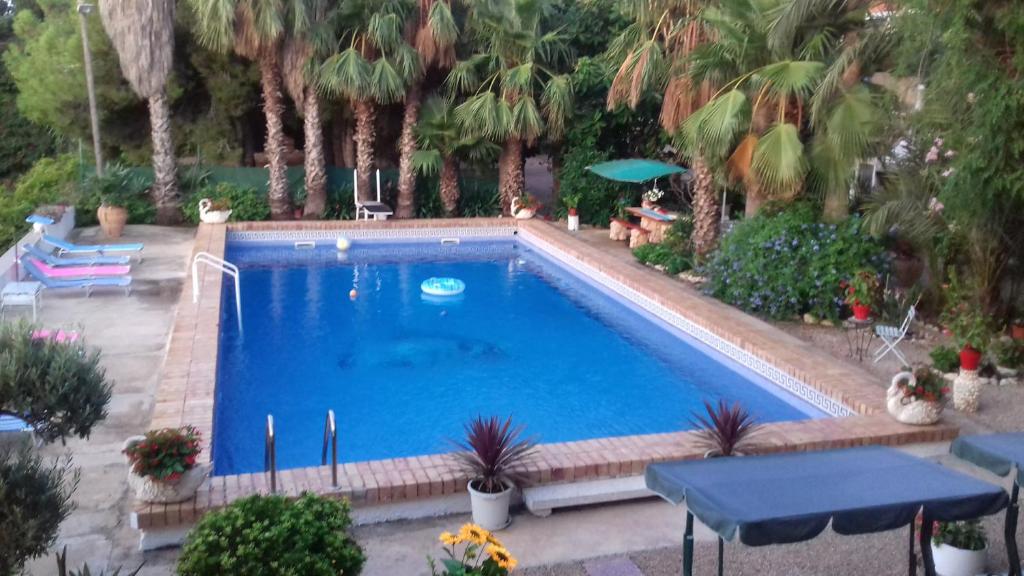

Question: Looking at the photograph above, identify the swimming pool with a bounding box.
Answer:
[212,236,825,476]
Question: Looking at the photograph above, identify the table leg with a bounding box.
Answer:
[1007,481,1021,576]
[908,520,916,576]
[683,511,694,576]
[919,511,936,576]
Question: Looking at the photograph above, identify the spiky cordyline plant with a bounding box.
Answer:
[689,400,761,456]
[452,416,536,494]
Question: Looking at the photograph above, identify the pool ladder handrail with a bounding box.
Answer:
[192,251,242,332]
[322,409,338,487]
[264,414,276,493]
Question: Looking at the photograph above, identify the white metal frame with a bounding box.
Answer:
[192,251,242,331]
[873,305,916,365]
[353,169,393,221]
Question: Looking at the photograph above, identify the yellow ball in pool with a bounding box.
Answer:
[336,237,351,251]
[349,289,358,300]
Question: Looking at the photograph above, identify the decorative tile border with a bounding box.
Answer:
[517,228,854,417]
[229,225,516,242]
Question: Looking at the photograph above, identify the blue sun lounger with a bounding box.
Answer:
[21,258,132,296]
[43,235,144,257]
[21,243,131,267]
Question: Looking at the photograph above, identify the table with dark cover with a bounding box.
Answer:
[646,446,1009,576]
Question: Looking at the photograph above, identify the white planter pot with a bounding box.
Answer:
[931,542,987,576]
[467,480,513,531]
[123,436,207,503]
[886,372,943,425]
[567,214,580,231]
[198,198,233,224]
[953,370,982,413]
[512,208,535,220]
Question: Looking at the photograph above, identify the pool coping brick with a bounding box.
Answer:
[134,218,957,530]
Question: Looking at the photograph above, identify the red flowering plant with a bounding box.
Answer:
[897,366,950,404]
[841,269,879,307]
[123,426,202,483]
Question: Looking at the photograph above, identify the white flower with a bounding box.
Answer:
[967,92,977,104]
[944,149,957,158]
[941,168,956,178]
[928,197,944,214]
[643,185,664,202]
[934,137,944,147]
[925,147,940,163]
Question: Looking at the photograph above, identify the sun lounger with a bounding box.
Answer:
[21,243,130,267]
[43,235,144,256]
[25,257,130,278]
[21,258,132,296]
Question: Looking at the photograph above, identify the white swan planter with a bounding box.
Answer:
[198,198,232,224]
[886,371,943,425]
[510,197,536,220]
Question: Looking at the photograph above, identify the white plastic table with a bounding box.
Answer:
[1,281,43,321]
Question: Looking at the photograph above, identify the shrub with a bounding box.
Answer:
[123,426,201,482]
[557,139,631,226]
[0,444,78,576]
[929,345,960,373]
[0,154,80,250]
[452,416,535,494]
[0,321,111,444]
[182,182,270,224]
[689,400,761,456]
[991,338,1024,369]
[76,165,155,226]
[178,493,365,576]
[704,204,887,320]
[633,244,692,275]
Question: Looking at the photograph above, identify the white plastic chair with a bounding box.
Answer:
[353,169,393,220]
[873,305,916,365]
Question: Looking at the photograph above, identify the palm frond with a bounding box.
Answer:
[753,60,825,100]
[510,97,544,144]
[752,122,807,197]
[683,89,750,160]
[540,74,572,141]
[186,0,235,53]
[501,63,534,99]
[367,12,401,52]
[317,47,371,100]
[368,57,406,104]
[444,60,481,96]
[412,149,443,175]
[824,85,880,160]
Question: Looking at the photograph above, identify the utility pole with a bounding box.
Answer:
[77,2,103,176]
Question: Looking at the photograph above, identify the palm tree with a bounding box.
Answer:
[188,0,292,219]
[98,0,179,224]
[282,0,332,219]
[395,0,459,218]
[319,0,419,202]
[452,0,573,215]
[413,95,499,215]
[606,0,720,257]
[682,0,887,221]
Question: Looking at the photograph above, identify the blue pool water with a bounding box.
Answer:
[213,238,822,475]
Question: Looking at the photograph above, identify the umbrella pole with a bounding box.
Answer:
[919,510,937,576]
[908,519,917,576]
[683,511,694,576]
[1007,481,1021,576]
[717,536,724,576]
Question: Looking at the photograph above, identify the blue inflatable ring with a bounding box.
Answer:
[421,277,465,297]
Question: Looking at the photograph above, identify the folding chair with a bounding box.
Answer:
[873,305,916,365]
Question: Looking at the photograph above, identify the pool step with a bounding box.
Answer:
[523,475,651,517]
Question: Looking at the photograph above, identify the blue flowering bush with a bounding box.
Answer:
[705,204,887,320]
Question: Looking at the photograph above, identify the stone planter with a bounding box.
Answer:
[886,372,943,425]
[931,542,987,576]
[198,199,233,224]
[567,213,579,232]
[953,370,982,413]
[97,204,128,238]
[467,479,513,531]
[123,436,206,503]
[609,219,629,241]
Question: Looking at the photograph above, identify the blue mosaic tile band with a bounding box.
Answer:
[228,226,516,242]
[517,228,856,418]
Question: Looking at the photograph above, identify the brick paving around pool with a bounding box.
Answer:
[133,218,957,531]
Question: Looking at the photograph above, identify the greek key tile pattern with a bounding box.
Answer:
[229,226,516,242]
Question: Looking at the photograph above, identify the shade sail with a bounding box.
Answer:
[646,446,1008,547]
[952,433,1024,485]
[586,159,687,183]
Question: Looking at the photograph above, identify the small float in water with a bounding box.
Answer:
[421,277,466,297]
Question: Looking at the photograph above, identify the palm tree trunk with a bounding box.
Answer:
[690,157,719,258]
[744,177,766,218]
[353,99,377,202]
[823,188,850,222]
[396,84,422,218]
[303,87,327,219]
[148,90,180,225]
[440,157,460,216]
[498,137,524,215]
[259,51,292,220]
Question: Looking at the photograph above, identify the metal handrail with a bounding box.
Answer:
[192,251,242,331]
[264,414,276,493]
[321,409,338,487]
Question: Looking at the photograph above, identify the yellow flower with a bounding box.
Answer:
[486,544,518,570]
[439,531,462,546]
[458,523,491,546]
[485,532,504,547]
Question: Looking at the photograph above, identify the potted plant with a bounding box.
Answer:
[886,367,948,425]
[641,183,664,209]
[1011,316,1024,340]
[689,400,762,457]
[88,165,148,239]
[123,425,207,503]
[563,193,582,232]
[198,198,233,224]
[930,519,987,576]
[609,197,631,240]
[452,416,535,531]
[429,524,518,575]
[944,305,991,372]
[510,193,539,220]
[841,270,878,321]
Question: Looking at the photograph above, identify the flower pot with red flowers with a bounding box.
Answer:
[943,302,992,373]
[842,269,878,321]
[886,368,948,425]
[563,193,581,232]
[930,520,988,576]
[123,426,207,503]
[511,193,539,220]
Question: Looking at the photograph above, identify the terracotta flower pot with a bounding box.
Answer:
[852,303,871,321]
[97,204,128,238]
[1011,324,1024,340]
[959,345,982,371]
